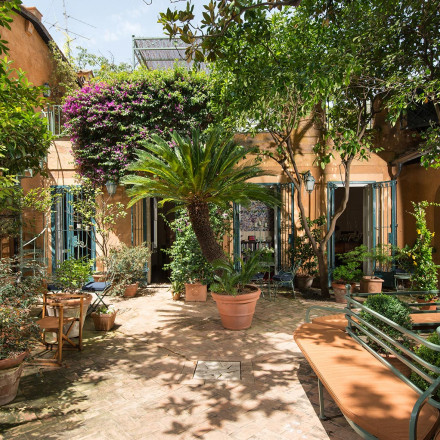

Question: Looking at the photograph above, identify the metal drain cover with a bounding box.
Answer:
[193,361,241,380]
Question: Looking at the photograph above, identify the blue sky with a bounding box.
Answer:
[26,0,204,66]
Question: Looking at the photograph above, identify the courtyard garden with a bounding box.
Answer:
[2,0,440,439]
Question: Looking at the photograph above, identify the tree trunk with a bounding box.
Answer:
[187,201,226,263]
[317,247,330,298]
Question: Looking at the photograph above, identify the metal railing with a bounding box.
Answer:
[42,105,65,137]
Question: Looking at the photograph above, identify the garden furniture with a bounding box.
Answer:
[33,293,86,366]
[82,281,111,314]
[295,286,440,440]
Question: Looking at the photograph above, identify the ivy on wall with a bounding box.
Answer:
[63,67,212,185]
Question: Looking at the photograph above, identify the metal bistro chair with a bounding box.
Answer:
[250,272,266,297]
[272,260,302,299]
[33,292,86,366]
[82,281,112,314]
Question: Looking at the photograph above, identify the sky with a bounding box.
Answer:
[26,0,204,67]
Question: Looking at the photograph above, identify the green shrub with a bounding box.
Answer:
[163,207,231,293]
[360,294,412,353]
[53,257,93,292]
[410,332,440,400]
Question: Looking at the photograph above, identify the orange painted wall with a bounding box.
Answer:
[1,9,53,87]
[397,163,440,265]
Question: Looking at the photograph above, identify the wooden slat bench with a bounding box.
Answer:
[295,293,440,440]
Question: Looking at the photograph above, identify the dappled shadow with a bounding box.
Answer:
[1,286,355,439]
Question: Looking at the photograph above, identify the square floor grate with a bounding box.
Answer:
[193,361,241,381]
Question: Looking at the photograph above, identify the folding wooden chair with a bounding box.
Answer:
[33,293,86,366]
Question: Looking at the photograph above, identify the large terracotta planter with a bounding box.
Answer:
[185,283,207,302]
[91,311,117,331]
[212,285,261,330]
[295,275,314,290]
[123,283,139,298]
[359,276,384,294]
[0,352,27,406]
[46,293,92,338]
[331,282,355,304]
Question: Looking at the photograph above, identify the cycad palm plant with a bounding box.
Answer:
[122,127,278,263]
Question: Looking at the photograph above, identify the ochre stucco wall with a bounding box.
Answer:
[397,163,440,265]
[1,9,53,87]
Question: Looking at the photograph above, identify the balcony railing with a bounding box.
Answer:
[42,105,65,137]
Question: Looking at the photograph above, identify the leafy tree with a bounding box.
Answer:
[209,6,387,296]
[122,128,279,263]
[0,0,51,176]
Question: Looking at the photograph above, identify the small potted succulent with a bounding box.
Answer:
[210,250,266,330]
[106,244,151,297]
[91,305,117,331]
[0,258,43,405]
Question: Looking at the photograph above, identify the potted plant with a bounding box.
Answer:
[163,207,230,302]
[401,201,439,310]
[360,293,413,377]
[50,257,94,337]
[291,216,324,289]
[359,245,388,294]
[0,258,43,405]
[106,244,151,297]
[331,262,363,303]
[210,250,266,330]
[91,305,117,331]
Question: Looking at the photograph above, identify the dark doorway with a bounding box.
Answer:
[334,187,364,266]
[150,200,173,283]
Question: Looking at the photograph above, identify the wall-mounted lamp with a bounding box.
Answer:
[303,171,316,193]
[105,180,117,197]
[42,82,51,98]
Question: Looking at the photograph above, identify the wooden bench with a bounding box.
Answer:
[294,293,440,440]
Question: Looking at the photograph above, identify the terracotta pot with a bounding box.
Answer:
[185,283,207,302]
[91,311,117,331]
[172,291,182,301]
[123,283,139,298]
[0,352,27,406]
[359,276,384,294]
[211,285,261,330]
[92,274,106,282]
[295,275,314,290]
[417,297,437,311]
[46,293,92,338]
[332,282,355,304]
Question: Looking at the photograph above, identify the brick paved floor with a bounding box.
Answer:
[0,286,361,440]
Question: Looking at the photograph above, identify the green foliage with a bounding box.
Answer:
[53,258,93,292]
[211,250,267,296]
[292,216,325,277]
[0,0,20,60]
[0,58,52,176]
[410,332,440,399]
[94,304,116,315]
[332,245,368,283]
[74,46,132,79]
[123,127,279,209]
[360,293,413,354]
[48,41,78,104]
[68,180,127,260]
[105,244,151,296]
[163,207,231,291]
[403,201,439,297]
[0,258,44,360]
[63,67,211,185]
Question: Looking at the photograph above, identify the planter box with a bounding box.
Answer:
[359,276,384,294]
[91,311,117,331]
